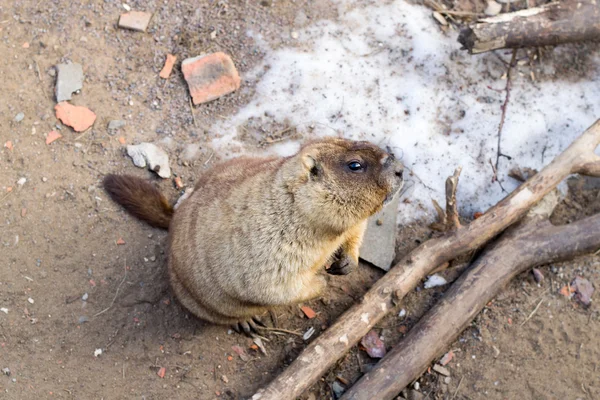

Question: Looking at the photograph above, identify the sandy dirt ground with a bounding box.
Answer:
[1,0,598,399]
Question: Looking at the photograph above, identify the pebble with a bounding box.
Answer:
[221,375,229,383]
[424,274,447,289]
[433,364,450,376]
[331,381,345,399]
[2,367,10,376]
[118,11,153,32]
[107,120,126,135]
[78,316,90,324]
[303,327,315,341]
[484,0,502,16]
[126,143,171,178]
[361,329,386,358]
[398,308,407,318]
[82,293,89,301]
[27,298,34,304]
[532,268,544,284]
[444,377,451,384]
[0,308,8,314]
[17,177,27,186]
[182,52,241,105]
[55,102,96,132]
[291,31,299,39]
[413,381,420,390]
[94,348,102,357]
[572,276,594,306]
[55,63,83,102]
[14,112,25,122]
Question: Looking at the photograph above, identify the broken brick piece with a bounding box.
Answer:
[118,11,153,32]
[159,54,177,79]
[55,102,96,132]
[300,306,317,319]
[46,130,62,145]
[182,52,241,105]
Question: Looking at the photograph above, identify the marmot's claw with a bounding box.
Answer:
[328,254,356,275]
[232,316,265,337]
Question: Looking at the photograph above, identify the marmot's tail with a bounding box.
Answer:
[103,174,173,229]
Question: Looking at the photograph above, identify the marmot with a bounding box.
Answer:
[104,138,404,333]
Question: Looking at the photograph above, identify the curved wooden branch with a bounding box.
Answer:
[574,153,600,177]
[342,205,600,399]
[251,120,600,400]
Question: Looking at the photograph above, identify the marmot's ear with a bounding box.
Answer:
[302,154,321,178]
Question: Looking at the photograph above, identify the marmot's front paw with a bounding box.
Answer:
[328,253,357,275]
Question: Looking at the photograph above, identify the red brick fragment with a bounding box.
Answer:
[182,52,241,105]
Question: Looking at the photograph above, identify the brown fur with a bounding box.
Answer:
[103,174,173,229]
[104,138,403,327]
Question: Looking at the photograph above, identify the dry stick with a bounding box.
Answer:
[252,120,600,400]
[458,0,600,54]
[341,196,600,400]
[494,49,517,191]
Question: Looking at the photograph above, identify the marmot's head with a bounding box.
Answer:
[287,138,404,233]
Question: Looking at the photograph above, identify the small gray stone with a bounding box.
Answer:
[107,120,126,135]
[55,63,83,102]
[331,381,345,399]
[2,367,10,376]
[433,364,450,376]
[359,194,399,271]
[14,112,24,122]
[127,143,171,178]
[81,293,89,301]
[78,316,90,324]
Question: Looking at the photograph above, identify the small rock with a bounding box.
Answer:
[361,329,386,358]
[46,130,62,145]
[439,350,454,366]
[94,348,102,357]
[0,308,8,314]
[182,52,241,105]
[159,54,177,79]
[14,112,25,122]
[532,268,544,284]
[303,327,316,341]
[55,102,96,132]
[118,11,153,32]
[107,120,126,135]
[484,0,502,16]
[27,297,34,304]
[55,63,83,102]
[4,141,13,151]
[123,3,131,11]
[300,305,317,319]
[82,293,89,301]
[231,345,250,361]
[221,375,229,383]
[444,377,451,384]
[432,364,450,376]
[2,368,10,376]
[492,345,500,358]
[424,274,447,289]
[291,31,299,39]
[156,366,166,378]
[332,381,345,399]
[398,308,407,318]
[17,177,27,186]
[78,316,90,324]
[126,143,171,178]
[359,194,400,270]
[413,381,420,391]
[572,276,594,306]
[116,237,126,245]
[174,176,184,189]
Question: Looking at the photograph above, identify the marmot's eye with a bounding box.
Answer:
[348,161,364,172]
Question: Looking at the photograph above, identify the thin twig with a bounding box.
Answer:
[189,97,197,127]
[94,259,128,317]
[451,376,464,400]
[495,50,517,173]
[256,326,303,337]
[521,298,544,326]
